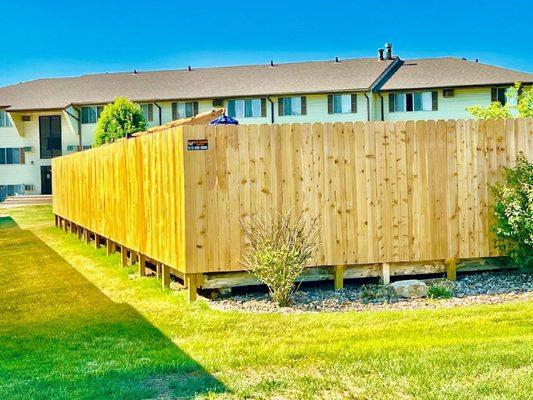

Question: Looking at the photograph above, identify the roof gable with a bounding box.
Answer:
[380,57,533,90]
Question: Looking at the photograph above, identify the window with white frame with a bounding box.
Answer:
[0,110,12,127]
[140,103,154,122]
[278,96,307,116]
[328,94,357,114]
[81,106,104,124]
[172,101,198,120]
[227,98,266,118]
[389,91,438,112]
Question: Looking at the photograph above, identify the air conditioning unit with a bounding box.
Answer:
[22,146,33,152]
[212,99,224,107]
[21,115,31,122]
[443,89,455,98]
[67,145,77,151]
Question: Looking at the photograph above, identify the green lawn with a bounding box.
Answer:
[0,205,532,400]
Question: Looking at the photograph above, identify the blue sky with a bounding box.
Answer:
[0,0,531,87]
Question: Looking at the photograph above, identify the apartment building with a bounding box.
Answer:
[0,45,531,194]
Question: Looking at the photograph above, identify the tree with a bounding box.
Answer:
[467,82,533,119]
[94,97,147,146]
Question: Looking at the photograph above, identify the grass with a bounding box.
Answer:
[0,205,532,400]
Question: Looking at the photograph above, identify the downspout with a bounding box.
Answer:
[377,93,384,121]
[364,93,370,121]
[266,96,275,123]
[154,102,162,126]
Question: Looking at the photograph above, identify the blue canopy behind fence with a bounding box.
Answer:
[209,114,239,125]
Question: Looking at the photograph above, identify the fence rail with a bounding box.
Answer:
[53,118,532,274]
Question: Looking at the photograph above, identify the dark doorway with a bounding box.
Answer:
[39,115,62,159]
[41,166,52,195]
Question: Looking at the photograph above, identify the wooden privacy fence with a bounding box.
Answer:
[53,118,532,278]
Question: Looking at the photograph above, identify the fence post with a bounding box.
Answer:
[162,264,170,289]
[186,274,197,302]
[445,258,458,281]
[381,263,391,285]
[334,265,345,290]
[138,254,146,277]
[106,239,114,256]
[120,246,128,267]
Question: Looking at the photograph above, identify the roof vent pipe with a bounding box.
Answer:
[385,43,392,60]
[377,49,384,61]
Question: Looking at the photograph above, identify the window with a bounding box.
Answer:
[81,106,104,124]
[228,98,266,118]
[0,110,12,127]
[328,94,357,114]
[0,148,23,164]
[2,185,24,196]
[172,102,199,120]
[39,115,62,159]
[389,92,438,112]
[140,104,154,122]
[491,87,508,105]
[278,96,307,116]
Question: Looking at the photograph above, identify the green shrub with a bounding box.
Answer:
[492,155,533,271]
[94,97,147,146]
[427,281,454,299]
[240,210,319,306]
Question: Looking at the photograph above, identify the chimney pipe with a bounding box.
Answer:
[377,49,384,61]
[385,43,392,60]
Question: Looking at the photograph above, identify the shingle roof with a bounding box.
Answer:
[380,57,533,90]
[1,56,531,111]
[0,58,395,111]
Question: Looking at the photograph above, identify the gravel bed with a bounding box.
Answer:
[209,271,533,313]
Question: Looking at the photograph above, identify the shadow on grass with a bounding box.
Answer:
[0,217,225,399]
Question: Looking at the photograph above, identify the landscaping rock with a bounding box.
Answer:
[390,280,428,298]
[209,271,533,313]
